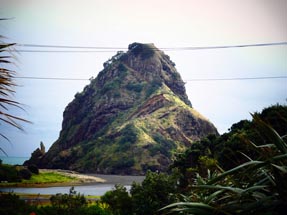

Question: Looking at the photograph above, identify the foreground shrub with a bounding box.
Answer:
[0,164,21,182]
[0,193,30,215]
[162,114,287,215]
[50,187,87,215]
[101,171,178,215]
[101,184,132,215]
[130,171,178,215]
[0,191,111,215]
[18,168,32,180]
[28,165,39,174]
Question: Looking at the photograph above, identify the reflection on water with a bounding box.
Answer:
[0,184,131,196]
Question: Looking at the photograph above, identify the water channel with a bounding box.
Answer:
[0,174,145,196]
[0,184,129,196]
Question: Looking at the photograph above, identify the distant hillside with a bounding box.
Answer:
[25,43,218,174]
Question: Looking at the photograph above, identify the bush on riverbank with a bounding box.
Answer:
[0,164,30,182]
[0,167,75,187]
[0,164,20,182]
[101,171,178,215]
[0,191,110,215]
[0,163,40,182]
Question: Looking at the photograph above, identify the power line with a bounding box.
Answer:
[14,42,287,53]
[13,50,115,53]
[14,75,287,82]
[16,44,125,49]
[185,76,287,82]
[161,42,287,51]
[14,76,89,81]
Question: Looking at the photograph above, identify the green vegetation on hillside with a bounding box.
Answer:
[128,43,155,60]
[46,78,216,174]
[27,43,217,174]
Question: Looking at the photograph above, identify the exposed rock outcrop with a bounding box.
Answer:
[25,43,218,174]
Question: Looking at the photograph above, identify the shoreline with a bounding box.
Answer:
[40,169,107,184]
[0,169,145,188]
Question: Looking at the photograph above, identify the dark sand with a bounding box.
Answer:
[86,174,145,185]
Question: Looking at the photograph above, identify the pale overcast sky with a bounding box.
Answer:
[1,0,286,156]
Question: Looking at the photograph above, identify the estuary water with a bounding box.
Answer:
[0,184,130,196]
[0,157,145,195]
[0,174,145,196]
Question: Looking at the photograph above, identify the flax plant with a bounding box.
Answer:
[162,114,287,215]
[0,33,29,155]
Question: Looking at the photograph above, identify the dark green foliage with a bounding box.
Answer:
[0,163,21,182]
[103,51,126,69]
[101,184,133,215]
[104,154,135,172]
[80,204,111,215]
[116,140,133,152]
[101,171,178,215]
[163,105,287,215]
[150,134,176,157]
[18,168,32,180]
[0,191,110,215]
[128,43,155,60]
[126,82,145,92]
[172,134,218,189]
[118,124,138,146]
[34,204,111,215]
[130,171,178,215]
[28,164,39,174]
[100,79,121,95]
[114,156,135,169]
[118,63,127,72]
[50,187,87,215]
[0,193,30,215]
[145,80,162,98]
[0,164,37,182]
[173,105,287,186]
[259,104,287,136]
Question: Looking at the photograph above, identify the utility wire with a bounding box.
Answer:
[14,76,89,81]
[16,44,125,49]
[13,50,115,53]
[185,76,287,82]
[162,42,287,51]
[14,42,287,53]
[12,42,287,82]
[14,76,287,82]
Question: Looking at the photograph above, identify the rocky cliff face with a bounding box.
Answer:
[27,43,218,174]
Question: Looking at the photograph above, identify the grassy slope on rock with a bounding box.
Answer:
[77,83,205,173]
[41,44,217,174]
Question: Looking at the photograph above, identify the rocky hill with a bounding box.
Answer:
[25,43,218,175]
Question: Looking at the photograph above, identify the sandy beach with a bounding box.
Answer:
[40,169,145,185]
[0,169,145,188]
[40,169,107,184]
